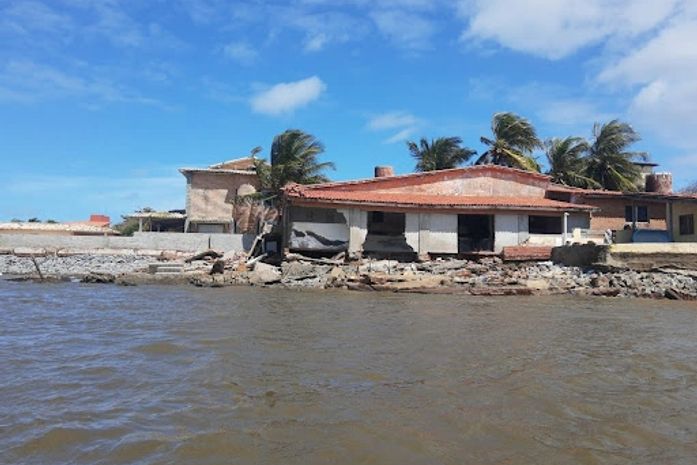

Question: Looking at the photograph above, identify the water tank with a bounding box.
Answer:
[374,166,395,177]
[645,173,672,194]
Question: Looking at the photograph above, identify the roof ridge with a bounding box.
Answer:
[298,165,550,191]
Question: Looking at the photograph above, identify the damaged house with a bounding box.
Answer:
[179,157,266,234]
[282,165,596,259]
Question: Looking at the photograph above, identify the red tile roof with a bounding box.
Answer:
[301,164,551,192]
[547,184,697,202]
[286,189,595,212]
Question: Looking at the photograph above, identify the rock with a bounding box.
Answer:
[525,279,550,291]
[665,288,683,300]
[281,261,318,280]
[210,259,225,275]
[250,262,282,285]
[81,272,115,284]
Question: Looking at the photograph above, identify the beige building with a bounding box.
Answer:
[179,157,261,233]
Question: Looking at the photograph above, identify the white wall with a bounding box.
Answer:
[423,213,458,254]
[494,214,523,252]
[347,209,368,253]
[288,222,349,251]
[405,213,420,252]
[0,232,253,253]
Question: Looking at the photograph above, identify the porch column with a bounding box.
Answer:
[632,204,638,230]
[138,217,143,232]
[667,201,674,241]
[562,212,569,245]
[347,209,368,256]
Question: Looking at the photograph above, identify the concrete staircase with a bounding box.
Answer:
[148,262,185,275]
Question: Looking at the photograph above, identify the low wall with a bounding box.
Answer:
[607,243,697,271]
[552,244,609,267]
[553,242,697,270]
[0,232,254,254]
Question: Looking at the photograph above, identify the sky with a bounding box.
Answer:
[2,0,697,222]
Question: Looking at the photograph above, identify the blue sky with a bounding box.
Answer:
[2,0,697,222]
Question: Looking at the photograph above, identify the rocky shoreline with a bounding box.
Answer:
[2,253,697,300]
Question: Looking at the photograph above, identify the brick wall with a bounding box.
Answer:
[587,198,666,231]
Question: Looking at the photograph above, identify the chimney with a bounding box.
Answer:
[645,173,673,194]
[374,165,395,178]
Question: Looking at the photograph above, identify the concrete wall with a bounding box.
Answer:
[405,213,420,252]
[494,214,524,253]
[422,213,458,254]
[0,232,254,253]
[375,173,547,198]
[672,202,697,242]
[288,222,349,252]
[347,209,368,254]
[186,171,260,223]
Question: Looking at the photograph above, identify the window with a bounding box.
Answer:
[679,214,695,236]
[529,215,562,234]
[625,205,649,223]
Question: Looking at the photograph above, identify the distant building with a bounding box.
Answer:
[179,157,261,233]
[0,214,118,236]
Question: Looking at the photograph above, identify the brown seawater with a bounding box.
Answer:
[1,281,697,465]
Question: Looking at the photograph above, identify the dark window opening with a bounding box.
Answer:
[625,205,649,223]
[679,214,695,236]
[367,211,405,236]
[529,215,562,234]
[458,215,494,252]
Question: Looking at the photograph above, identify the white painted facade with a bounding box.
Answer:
[288,206,576,256]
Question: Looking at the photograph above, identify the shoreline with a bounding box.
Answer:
[2,253,697,301]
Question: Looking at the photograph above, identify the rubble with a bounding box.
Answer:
[3,251,697,300]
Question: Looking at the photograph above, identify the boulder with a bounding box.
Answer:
[281,261,318,280]
[525,279,550,291]
[81,272,115,284]
[250,262,282,285]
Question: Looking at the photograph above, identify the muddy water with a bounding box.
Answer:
[1,282,697,465]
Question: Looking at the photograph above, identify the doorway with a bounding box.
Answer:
[458,214,494,253]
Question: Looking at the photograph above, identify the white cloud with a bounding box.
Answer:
[0,60,162,106]
[367,111,421,143]
[1,1,73,35]
[384,127,415,144]
[367,111,419,131]
[223,41,258,65]
[250,76,326,116]
[596,9,697,149]
[458,0,680,59]
[370,8,435,50]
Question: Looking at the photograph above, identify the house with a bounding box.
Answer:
[179,157,262,233]
[0,214,119,236]
[548,171,697,243]
[282,165,596,259]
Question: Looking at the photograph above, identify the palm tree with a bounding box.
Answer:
[545,136,600,188]
[254,129,335,193]
[475,112,542,172]
[407,137,476,172]
[584,120,646,191]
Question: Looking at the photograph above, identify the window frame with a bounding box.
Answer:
[624,205,649,223]
[679,214,695,236]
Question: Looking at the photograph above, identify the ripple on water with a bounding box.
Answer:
[132,341,187,356]
[2,283,697,465]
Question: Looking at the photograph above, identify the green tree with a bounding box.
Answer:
[407,137,476,172]
[545,137,599,188]
[475,112,542,172]
[254,129,335,193]
[584,120,646,191]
